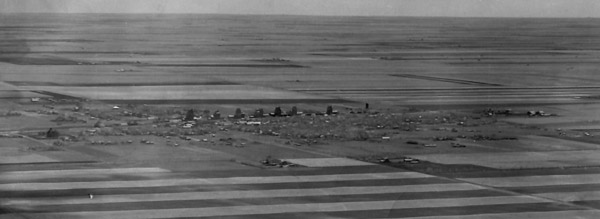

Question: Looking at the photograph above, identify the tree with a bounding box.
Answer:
[326,106,333,115]
[184,109,195,121]
[234,108,243,118]
[289,106,298,116]
[274,107,282,117]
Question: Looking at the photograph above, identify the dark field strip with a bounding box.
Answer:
[401,102,600,111]
[0,26,55,29]
[381,202,583,218]
[0,174,172,184]
[6,81,239,86]
[515,34,600,38]
[0,161,97,168]
[312,50,585,57]
[216,43,307,47]
[0,178,453,198]
[386,163,498,177]
[385,57,505,61]
[30,91,81,100]
[170,203,582,219]
[572,200,600,209]
[389,74,502,86]
[0,57,80,65]
[444,167,600,178]
[0,39,101,43]
[16,190,508,213]
[101,99,354,105]
[0,51,158,55]
[308,90,588,96]
[0,207,16,215]
[0,90,26,94]
[0,162,125,172]
[0,97,31,100]
[503,184,600,194]
[149,64,306,68]
[292,86,600,92]
[309,89,600,96]
[451,61,600,65]
[4,81,62,86]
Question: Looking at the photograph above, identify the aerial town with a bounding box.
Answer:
[2,9,600,219]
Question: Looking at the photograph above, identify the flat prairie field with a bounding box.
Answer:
[17,85,330,101]
[1,14,599,107]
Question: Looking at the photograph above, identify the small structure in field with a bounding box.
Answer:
[46,128,60,138]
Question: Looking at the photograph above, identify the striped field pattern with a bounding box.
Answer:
[1,164,600,218]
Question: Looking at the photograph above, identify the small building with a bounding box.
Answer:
[246,121,262,126]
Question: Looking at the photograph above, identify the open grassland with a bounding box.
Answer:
[18,85,330,101]
[1,15,600,106]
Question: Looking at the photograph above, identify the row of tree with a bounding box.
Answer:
[183,106,336,121]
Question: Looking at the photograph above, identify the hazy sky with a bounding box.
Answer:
[0,0,599,17]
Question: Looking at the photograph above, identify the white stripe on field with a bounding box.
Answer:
[1,168,171,181]
[0,196,550,219]
[0,171,433,191]
[459,174,600,187]
[386,210,600,219]
[2,183,485,206]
